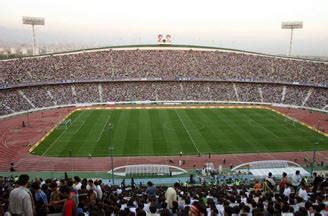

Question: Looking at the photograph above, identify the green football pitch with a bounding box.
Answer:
[31,108,328,157]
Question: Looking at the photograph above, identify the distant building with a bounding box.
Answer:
[46,47,55,54]
[21,48,28,55]
[10,48,17,55]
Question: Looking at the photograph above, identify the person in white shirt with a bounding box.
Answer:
[292,170,302,192]
[298,183,308,202]
[8,174,34,216]
[94,179,103,200]
[86,179,96,191]
[283,183,292,198]
[73,176,82,191]
[165,182,180,208]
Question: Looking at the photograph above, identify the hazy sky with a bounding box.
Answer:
[0,0,328,55]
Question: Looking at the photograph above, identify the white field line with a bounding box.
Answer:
[61,121,85,134]
[243,113,279,138]
[96,112,112,143]
[268,112,316,137]
[42,111,85,156]
[175,110,200,154]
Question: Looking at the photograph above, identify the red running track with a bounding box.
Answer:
[0,105,327,172]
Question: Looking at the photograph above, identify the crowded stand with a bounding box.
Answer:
[0,49,327,86]
[235,83,262,103]
[0,48,327,116]
[74,84,101,104]
[261,84,284,104]
[305,88,328,109]
[23,86,56,109]
[283,86,309,107]
[0,82,327,116]
[0,172,327,215]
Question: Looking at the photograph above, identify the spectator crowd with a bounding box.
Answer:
[0,49,327,116]
[1,82,327,116]
[0,171,327,216]
[0,49,327,86]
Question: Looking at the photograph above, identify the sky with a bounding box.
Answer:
[0,0,328,56]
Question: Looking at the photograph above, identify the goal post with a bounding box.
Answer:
[57,119,72,129]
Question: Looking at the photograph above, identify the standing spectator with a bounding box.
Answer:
[86,179,95,191]
[312,172,322,193]
[145,181,156,198]
[298,183,308,201]
[59,185,77,216]
[78,184,89,211]
[283,183,292,198]
[121,179,126,189]
[254,180,262,192]
[279,172,289,196]
[49,182,62,213]
[31,181,49,215]
[264,172,276,192]
[88,189,97,207]
[165,182,180,208]
[73,176,82,191]
[94,180,103,200]
[8,174,34,216]
[131,178,136,188]
[292,170,302,192]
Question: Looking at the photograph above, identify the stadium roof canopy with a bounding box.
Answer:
[231,160,310,177]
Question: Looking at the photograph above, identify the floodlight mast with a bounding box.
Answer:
[22,16,45,55]
[282,21,303,56]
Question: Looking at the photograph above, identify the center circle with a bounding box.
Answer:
[163,120,205,132]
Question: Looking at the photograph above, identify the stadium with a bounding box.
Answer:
[1,44,328,213]
[0,1,328,215]
[1,44,327,176]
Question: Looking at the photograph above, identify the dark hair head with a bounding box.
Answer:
[66,179,74,187]
[147,181,153,186]
[59,185,71,194]
[174,182,180,188]
[296,170,300,175]
[49,182,58,189]
[149,205,157,214]
[31,181,41,190]
[136,209,146,216]
[18,174,29,186]
[74,176,81,182]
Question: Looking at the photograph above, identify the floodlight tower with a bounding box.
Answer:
[22,16,45,55]
[282,21,303,56]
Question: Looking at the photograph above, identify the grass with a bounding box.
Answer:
[31,108,328,157]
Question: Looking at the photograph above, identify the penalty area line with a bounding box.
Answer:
[42,111,85,156]
[175,110,201,154]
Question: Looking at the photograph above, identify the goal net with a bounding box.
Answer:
[57,119,72,129]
